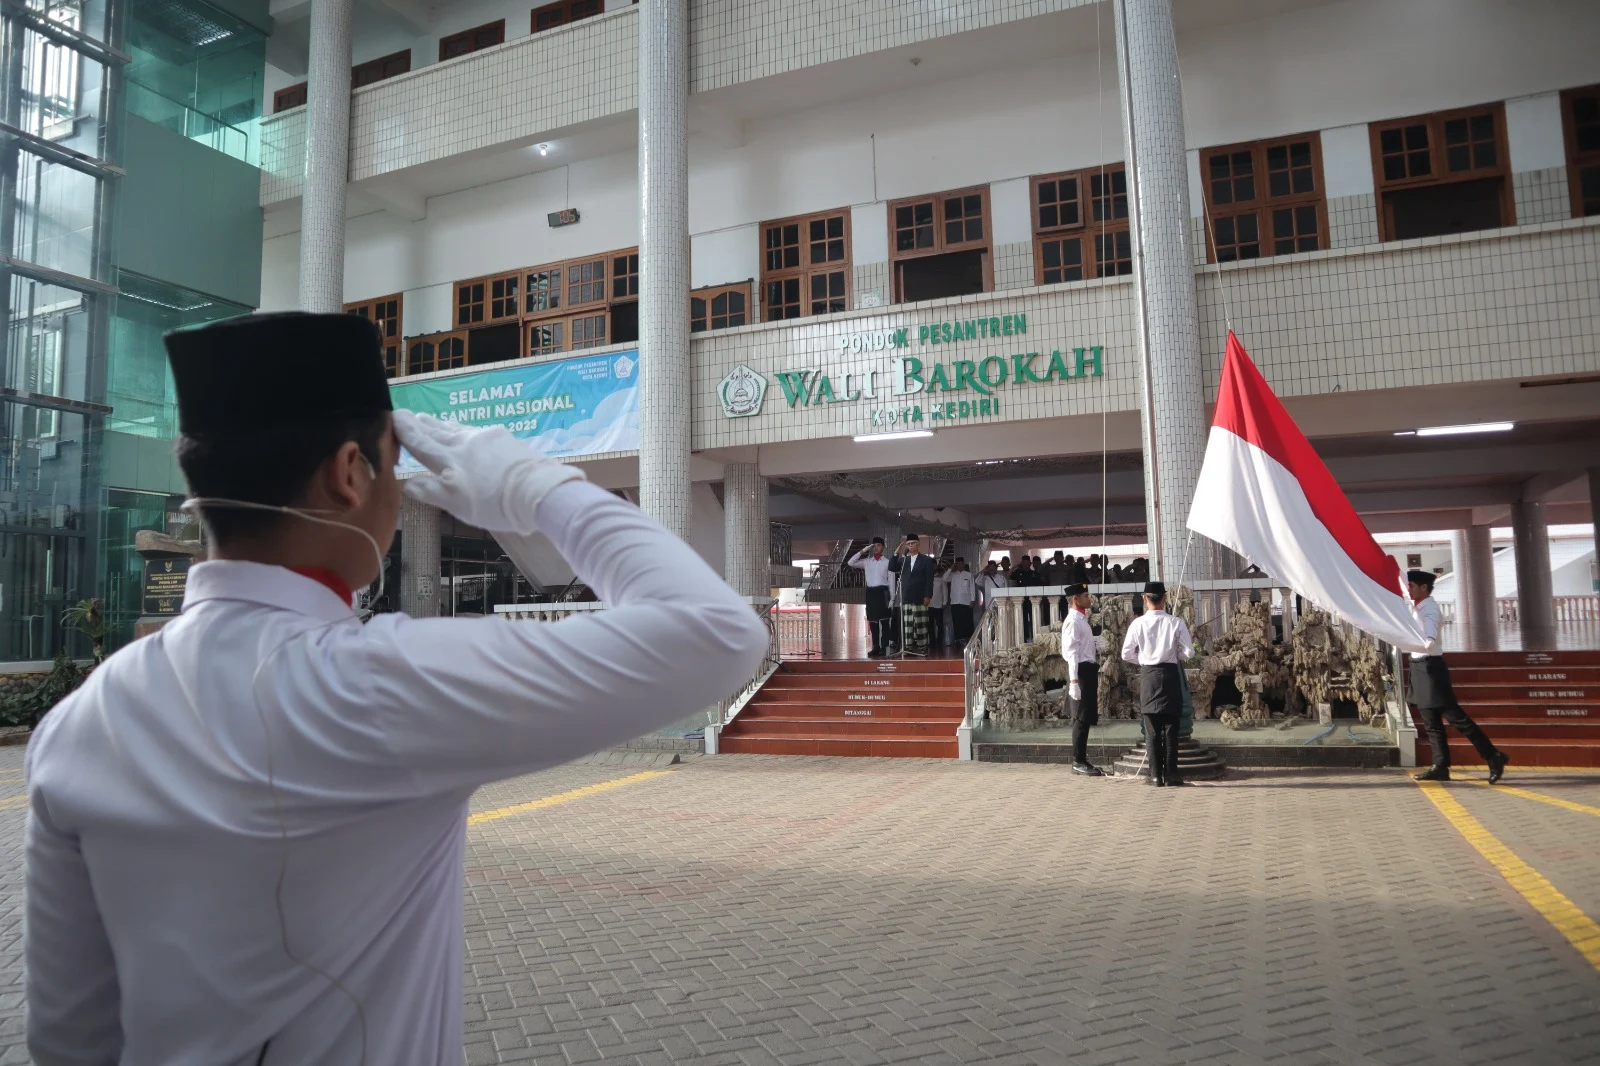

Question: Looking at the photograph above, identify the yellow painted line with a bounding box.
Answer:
[0,793,28,809]
[468,770,673,827]
[1465,780,1600,818]
[1415,780,1600,972]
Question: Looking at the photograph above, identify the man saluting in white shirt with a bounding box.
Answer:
[848,537,896,657]
[23,313,769,1066]
[1120,580,1194,787]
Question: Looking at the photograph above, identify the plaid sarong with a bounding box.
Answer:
[902,603,931,653]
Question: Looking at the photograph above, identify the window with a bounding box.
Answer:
[406,332,467,376]
[526,318,565,356]
[1561,85,1600,218]
[532,0,602,32]
[273,82,307,114]
[760,209,850,321]
[566,257,607,308]
[455,278,485,327]
[890,186,991,302]
[524,265,562,315]
[1198,134,1327,263]
[488,272,519,322]
[1031,165,1132,283]
[353,50,411,88]
[345,294,403,378]
[611,251,638,300]
[1370,105,1512,241]
[690,283,750,332]
[439,20,505,61]
[570,313,607,349]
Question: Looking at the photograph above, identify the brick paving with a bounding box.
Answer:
[2,748,1600,1063]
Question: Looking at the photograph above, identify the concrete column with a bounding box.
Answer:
[723,463,769,598]
[1459,525,1497,649]
[400,497,441,618]
[637,0,691,538]
[1589,466,1600,541]
[1511,500,1555,649]
[1114,0,1212,583]
[297,0,354,312]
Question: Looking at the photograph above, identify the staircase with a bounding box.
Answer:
[1413,650,1600,768]
[718,658,965,758]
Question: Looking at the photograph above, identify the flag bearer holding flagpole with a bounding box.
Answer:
[1121,581,1195,787]
[1060,583,1103,777]
[1406,569,1509,783]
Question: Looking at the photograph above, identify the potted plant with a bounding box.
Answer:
[63,598,107,664]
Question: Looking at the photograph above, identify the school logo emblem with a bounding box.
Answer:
[718,363,767,418]
[613,354,635,379]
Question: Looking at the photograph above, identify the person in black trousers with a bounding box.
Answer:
[1120,581,1194,787]
[1059,583,1103,776]
[1407,569,1509,783]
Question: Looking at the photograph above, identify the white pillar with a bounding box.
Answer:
[723,463,769,598]
[1511,499,1554,648]
[637,0,691,538]
[1459,525,1496,649]
[298,0,354,312]
[1589,466,1600,542]
[1114,0,1212,583]
[400,497,441,618]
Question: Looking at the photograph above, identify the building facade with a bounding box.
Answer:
[155,0,1600,624]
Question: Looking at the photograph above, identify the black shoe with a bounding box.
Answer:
[1167,777,1192,787]
[1071,763,1104,777]
[1488,752,1510,785]
[1149,777,1165,788]
[867,649,885,659]
[1413,766,1451,782]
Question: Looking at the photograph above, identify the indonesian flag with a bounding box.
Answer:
[1187,332,1428,653]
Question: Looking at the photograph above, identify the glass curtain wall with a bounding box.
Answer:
[1,0,123,663]
[125,0,263,164]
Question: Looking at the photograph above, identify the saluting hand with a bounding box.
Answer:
[395,411,583,534]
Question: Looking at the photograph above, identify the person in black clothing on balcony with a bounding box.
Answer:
[1012,555,1042,642]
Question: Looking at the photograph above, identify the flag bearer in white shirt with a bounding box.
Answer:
[848,537,895,657]
[1120,580,1195,787]
[1059,583,1103,777]
[23,313,769,1066]
[1406,569,1507,783]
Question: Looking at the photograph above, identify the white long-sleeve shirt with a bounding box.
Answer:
[930,574,948,609]
[976,571,1008,608]
[848,548,894,589]
[1409,596,1444,659]
[24,480,768,1066]
[1060,607,1097,682]
[1120,608,1195,666]
[945,570,975,606]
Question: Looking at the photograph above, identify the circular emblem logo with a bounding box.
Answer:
[718,363,767,418]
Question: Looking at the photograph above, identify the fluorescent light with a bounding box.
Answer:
[1410,421,1514,437]
[853,430,933,443]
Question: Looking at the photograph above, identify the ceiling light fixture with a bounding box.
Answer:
[1397,421,1515,438]
[536,142,550,156]
[853,430,933,443]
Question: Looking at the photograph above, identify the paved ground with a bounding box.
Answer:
[2,748,1599,1064]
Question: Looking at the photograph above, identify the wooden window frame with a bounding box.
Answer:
[439,19,505,62]
[759,209,852,322]
[610,249,639,302]
[531,0,603,33]
[1030,164,1132,284]
[404,330,468,377]
[564,255,609,311]
[454,277,486,328]
[1369,103,1513,241]
[352,49,411,89]
[690,282,752,333]
[1560,84,1600,219]
[453,271,521,329]
[888,185,993,303]
[345,293,404,378]
[1198,133,1328,263]
[272,82,307,114]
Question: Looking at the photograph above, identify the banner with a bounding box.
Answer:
[389,349,639,474]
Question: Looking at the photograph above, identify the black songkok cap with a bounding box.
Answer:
[1064,583,1087,595]
[1143,580,1166,597]
[165,312,392,437]
[905,534,920,542]
[1407,569,1436,587]
[871,537,885,546]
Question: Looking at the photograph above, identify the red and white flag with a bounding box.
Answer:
[1187,332,1428,653]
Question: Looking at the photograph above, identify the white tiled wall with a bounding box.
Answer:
[1513,168,1574,227]
[993,243,1035,292]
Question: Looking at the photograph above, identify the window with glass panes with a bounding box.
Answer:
[570,313,607,349]
[566,257,607,308]
[690,284,750,333]
[344,294,403,377]
[759,210,850,321]
[352,50,410,88]
[1030,166,1129,283]
[273,82,306,113]
[1561,85,1600,218]
[524,265,562,316]
[1199,134,1327,263]
[455,279,486,327]
[487,272,520,322]
[532,0,602,32]
[611,251,639,300]
[406,332,467,376]
[439,20,504,61]
[1369,105,1512,241]
[888,185,993,301]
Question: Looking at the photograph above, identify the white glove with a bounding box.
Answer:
[1068,681,1081,701]
[395,411,584,534]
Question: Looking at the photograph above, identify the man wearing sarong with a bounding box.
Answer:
[1121,581,1195,787]
[889,535,937,655]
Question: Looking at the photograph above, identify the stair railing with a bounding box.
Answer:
[705,596,782,753]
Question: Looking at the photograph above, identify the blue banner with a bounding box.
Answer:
[390,349,639,473]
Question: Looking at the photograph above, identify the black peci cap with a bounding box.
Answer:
[1407,569,1436,586]
[871,537,885,546]
[1064,583,1087,595]
[905,534,920,542]
[166,312,392,438]
[1143,580,1166,597]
